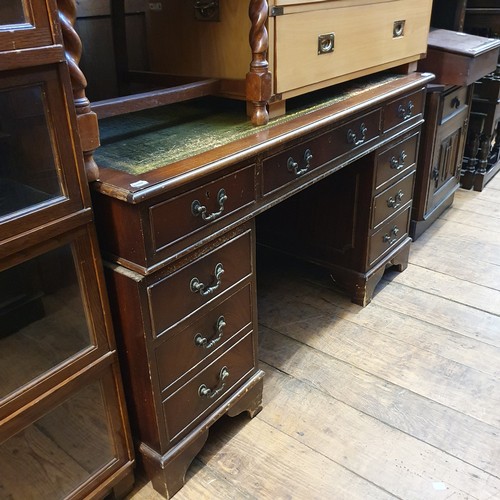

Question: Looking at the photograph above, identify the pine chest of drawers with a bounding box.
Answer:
[145,0,433,117]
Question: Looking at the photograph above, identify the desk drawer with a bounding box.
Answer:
[383,88,425,133]
[262,109,380,195]
[441,86,469,124]
[147,229,253,337]
[368,207,411,266]
[375,132,419,191]
[156,284,254,392]
[162,331,255,444]
[372,170,415,230]
[149,164,256,254]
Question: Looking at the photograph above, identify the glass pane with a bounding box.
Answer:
[0,243,93,399]
[0,380,117,499]
[0,0,27,26]
[0,84,63,219]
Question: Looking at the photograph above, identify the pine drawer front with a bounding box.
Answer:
[274,0,432,94]
[262,109,381,195]
[149,164,256,254]
[161,331,256,444]
[155,284,254,393]
[441,86,469,124]
[375,131,419,191]
[147,229,253,338]
[372,170,415,230]
[382,88,425,133]
[368,207,411,266]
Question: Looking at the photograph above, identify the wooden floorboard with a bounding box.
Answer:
[128,182,500,500]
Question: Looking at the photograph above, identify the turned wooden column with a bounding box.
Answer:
[57,0,100,182]
[247,0,272,126]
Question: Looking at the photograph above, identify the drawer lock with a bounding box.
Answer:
[347,123,368,147]
[190,263,224,297]
[194,315,226,349]
[198,366,229,399]
[191,188,227,222]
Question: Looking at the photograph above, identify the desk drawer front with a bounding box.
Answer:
[442,86,469,124]
[155,284,254,393]
[375,132,419,191]
[262,109,380,195]
[383,88,425,133]
[149,164,255,254]
[162,331,255,444]
[372,170,415,230]
[368,207,410,265]
[148,230,253,337]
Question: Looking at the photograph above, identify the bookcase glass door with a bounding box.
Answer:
[0,241,94,403]
[0,378,118,498]
[0,1,27,25]
[0,83,64,220]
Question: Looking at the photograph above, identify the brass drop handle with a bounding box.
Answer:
[390,150,407,170]
[383,225,400,245]
[198,366,229,399]
[347,123,368,146]
[190,263,224,297]
[191,188,227,222]
[287,149,313,177]
[194,315,226,349]
[387,190,404,209]
[397,100,414,120]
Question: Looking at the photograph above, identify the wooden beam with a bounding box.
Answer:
[92,79,221,119]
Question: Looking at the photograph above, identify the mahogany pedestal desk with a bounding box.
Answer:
[91,72,433,498]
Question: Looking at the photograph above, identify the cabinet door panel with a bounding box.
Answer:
[0,371,130,499]
[0,0,53,51]
[0,226,113,417]
[0,66,87,244]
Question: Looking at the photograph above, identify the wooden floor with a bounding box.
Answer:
[128,176,500,500]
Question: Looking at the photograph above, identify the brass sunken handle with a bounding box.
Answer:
[198,366,229,399]
[347,123,368,146]
[194,315,226,349]
[191,188,227,222]
[317,33,335,54]
[397,100,414,120]
[390,150,408,170]
[387,190,404,209]
[287,149,313,177]
[383,225,400,245]
[190,263,224,297]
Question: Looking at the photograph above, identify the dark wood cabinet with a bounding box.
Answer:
[410,84,471,239]
[0,1,135,497]
[430,0,500,192]
[411,28,500,238]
